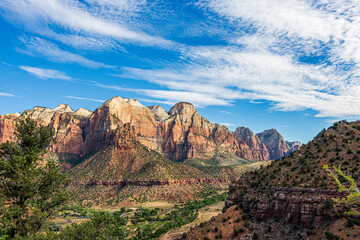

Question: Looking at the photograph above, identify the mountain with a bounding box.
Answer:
[0,98,301,164]
[234,127,270,160]
[287,140,302,152]
[187,120,360,239]
[256,129,291,159]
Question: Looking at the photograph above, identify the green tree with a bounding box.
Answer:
[0,117,70,239]
[58,212,114,240]
[323,164,360,216]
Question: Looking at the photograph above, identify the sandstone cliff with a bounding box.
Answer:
[234,127,270,160]
[256,129,291,159]
[157,102,255,161]
[0,97,301,165]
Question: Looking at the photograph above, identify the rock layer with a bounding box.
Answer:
[226,185,346,227]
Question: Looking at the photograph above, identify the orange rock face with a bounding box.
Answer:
[0,97,282,163]
[0,115,18,143]
[157,102,255,161]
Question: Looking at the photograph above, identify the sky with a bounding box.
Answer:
[1,0,360,143]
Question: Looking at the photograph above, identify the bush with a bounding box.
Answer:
[325,231,340,240]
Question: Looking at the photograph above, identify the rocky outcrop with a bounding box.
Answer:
[83,96,158,153]
[0,115,18,143]
[287,141,302,152]
[226,185,346,227]
[48,112,86,155]
[23,104,74,125]
[157,102,255,161]
[256,129,290,160]
[234,127,270,160]
[148,105,169,122]
[71,178,229,187]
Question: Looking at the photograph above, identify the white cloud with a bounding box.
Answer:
[19,37,114,68]
[219,123,235,127]
[93,82,232,107]
[19,66,72,80]
[0,0,173,48]
[65,96,105,103]
[0,92,18,97]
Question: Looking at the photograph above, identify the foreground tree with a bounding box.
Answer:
[323,164,360,216]
[0,117,70,239]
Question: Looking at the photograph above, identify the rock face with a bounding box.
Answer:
[226,185,345,227]
[287,141,302,152]
[157,102,255,161]
[256,129,290,159]
[0,97,302,163]
[234,127,270,160]
[23,104,74,125]
[148,105,169,122]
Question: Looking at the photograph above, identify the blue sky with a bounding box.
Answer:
[1,0,360,143]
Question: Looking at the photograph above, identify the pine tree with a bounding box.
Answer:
[0,117,70,239]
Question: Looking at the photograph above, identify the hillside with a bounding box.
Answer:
[187,120,360,239]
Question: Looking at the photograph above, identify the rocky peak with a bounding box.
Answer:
[234,127,257,148]
[234,127,270,160]
[148,105,169,122]
[286,141,302,152]
[169,102,195,116]
[23,104,74,125]
[53,104,74,113]
[256,129,290,160]
[75,108,92,117]
[101,96,145,109]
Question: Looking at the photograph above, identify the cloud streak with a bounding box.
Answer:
[19,66,72,80]
[0,92,18,97]
[0,0,174,48]
[65,96,105,103]
[18,37,114,68]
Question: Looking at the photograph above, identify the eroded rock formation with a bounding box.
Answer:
[256,129,291,159]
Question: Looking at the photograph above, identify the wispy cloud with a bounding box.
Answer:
[19,37,114,68]
[219,122,235,127]
[19,66,72,80]
[0,92,19,97]
[65,96,105,103]
[93,82,232,107]
[0,0,174,48]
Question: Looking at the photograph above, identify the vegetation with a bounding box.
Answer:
[323,164,360,216]
[0,117,70,239]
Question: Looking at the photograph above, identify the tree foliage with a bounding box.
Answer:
[323,164,360,216]
[0,117,70,239]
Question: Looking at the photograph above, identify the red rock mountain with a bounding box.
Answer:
[234,127,270,160]
[256,129,291,159]
[0,96,300,164]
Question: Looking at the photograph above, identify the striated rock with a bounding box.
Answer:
[226,185,346,227]
[256,129,290,159]
[148,105,169,122]
[234,127,270,160]
[286,140,302,152]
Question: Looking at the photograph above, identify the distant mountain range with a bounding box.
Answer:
[0,96,301,202]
